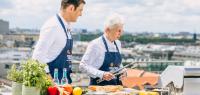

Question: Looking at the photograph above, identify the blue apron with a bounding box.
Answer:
[90,36,122,85]
[47,14,73,84]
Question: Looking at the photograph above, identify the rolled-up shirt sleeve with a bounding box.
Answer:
[79,42,105,79]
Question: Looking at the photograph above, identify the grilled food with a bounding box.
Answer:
[88,85,123,92]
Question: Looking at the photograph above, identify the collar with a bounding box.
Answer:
[103,34,115,45]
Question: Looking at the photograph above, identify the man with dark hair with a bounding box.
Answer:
[32,0,85,84]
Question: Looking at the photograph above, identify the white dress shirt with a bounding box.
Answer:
[32,14,71,72]
[79,34,122,79]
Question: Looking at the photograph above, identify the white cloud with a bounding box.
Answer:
[0,0,60,29]
[0,0,200,33]
[183,0,200,9]
[0,0,13,9]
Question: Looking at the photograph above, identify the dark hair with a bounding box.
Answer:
[61,0,85,10]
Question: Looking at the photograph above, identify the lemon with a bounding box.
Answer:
[148,92,159,95]
[139,91,147,95]
[73,87,82,95]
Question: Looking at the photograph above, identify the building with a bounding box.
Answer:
[0,48,31,78]
[3,34,39,42]
[172,46,200,61]
[0,34,3,40]
[0,19,9,35]
[193,33,197,41]
[133,44,175,60]
[1,33,39,48]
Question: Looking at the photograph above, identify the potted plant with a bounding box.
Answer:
[7,64,23,95]
[21,59,48,95]
[41,76,53,95]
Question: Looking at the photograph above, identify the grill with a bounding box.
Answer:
[161,66,200,95]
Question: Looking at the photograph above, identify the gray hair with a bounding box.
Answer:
[104,13,124,29]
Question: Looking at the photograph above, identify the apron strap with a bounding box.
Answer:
[102,36,120,53]
[56,14,69,39]
[102,36,109,52]
[114,41,120,52]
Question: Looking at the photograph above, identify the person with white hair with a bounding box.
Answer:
[79,14,125,85]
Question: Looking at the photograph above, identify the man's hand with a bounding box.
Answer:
[102,72,114,81]
[119,69,127,80]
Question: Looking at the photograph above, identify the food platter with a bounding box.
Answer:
[83,85,159,95]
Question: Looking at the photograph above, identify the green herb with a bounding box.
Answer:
[40,77,53,95]
[21,59,51,88]
[7,64,23,83]
[8,59,53,95]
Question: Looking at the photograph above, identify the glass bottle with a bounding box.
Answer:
[61,68,68,85]
[53,68,60,85]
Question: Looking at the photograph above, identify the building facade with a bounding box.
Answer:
[0,19,9,35]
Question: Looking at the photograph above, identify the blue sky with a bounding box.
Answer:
[0,0,200,33]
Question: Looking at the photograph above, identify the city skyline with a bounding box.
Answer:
[0,0,200,33]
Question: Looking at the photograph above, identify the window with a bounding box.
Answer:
[13,58,19,61]
[5,64,10,69]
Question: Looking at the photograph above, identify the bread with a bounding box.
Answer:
[88,85,123,92]
[108,91,131,95]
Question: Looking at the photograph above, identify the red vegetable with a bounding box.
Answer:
[48,86,59,95]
